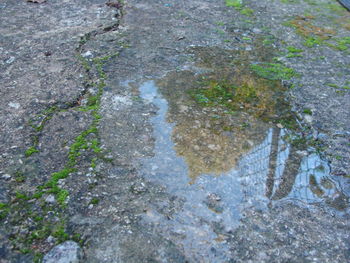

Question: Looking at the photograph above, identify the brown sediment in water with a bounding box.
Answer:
[156,45,294,182]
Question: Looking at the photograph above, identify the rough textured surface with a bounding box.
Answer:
[42,241,82,263]
[0,0,349,262]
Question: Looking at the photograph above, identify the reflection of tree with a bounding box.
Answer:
[266,142,302,200]
[264,128,309,201]
[157,71,269,182]
[154,45,293,183]
[266,128,280,198]
[154,46,290,183]
[155,66,348,210]
[152,46,347,211]
[270,144,302,201]
[264,129,348,211]
[172,122,237,181]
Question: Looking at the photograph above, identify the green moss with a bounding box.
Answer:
[333,37,350,51]
[92,53,118,80]
[19,248,31,254]
[90,198,100,205]
[303,36,322,47]
[57,189,69,205]
[92,111,102,120]
[29,106,61,133]
[335,155,343,160]
[30,227,50,241]
[6,50,118,258]
[327,83,339,89]
[15,192,29,200]
[263,38,275,46]
[286,53,303,58]
[1,78,88,260]
[303,108,312,115]
[283,15,338,50]
[78,33,91,49]
[14,171,26,183]
[45,168,76,189]
[91,157,97,169]
[32,191,44,199]
[77,54,92,71]
[250,63,297,80]
[43,106,58,115]
[90,139,102,153]
[0,203,9,220]
[225,0,254,16]
[52,225,69,243]
[327,83,350,91]
[278,116,299,130]
[33,253,44,263]
[225,0,242,8]
[87,94,99,107]
[241,122,250,129]
[33,216,43,222]
[285,46,303,58]
[25,146,39,157]
[240,8,254,16]
[286,46,303,53]
[290,135,308,148]
[41,52,108,207]
[190,80,273,117]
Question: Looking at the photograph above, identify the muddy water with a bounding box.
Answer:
[134,48,349,261]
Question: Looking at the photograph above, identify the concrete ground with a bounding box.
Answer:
[0,0,349,262]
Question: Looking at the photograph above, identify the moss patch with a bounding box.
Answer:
[2,51,116,259]
[225,0,254,16]
[250,63,297,80]
[225,0,242,8]
[282,12,350,52]
[327,37,350,51]
[286,46,304,58]
[25,146,39,157]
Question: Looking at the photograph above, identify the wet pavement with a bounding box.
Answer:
[1,0,350,262]
[134,75,349,261]
[139,79,348,214]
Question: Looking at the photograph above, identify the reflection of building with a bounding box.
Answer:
[237,128,349,211]
[154,67,348,211]
[139,79,349,262]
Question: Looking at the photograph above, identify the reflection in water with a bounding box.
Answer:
[156,70,271,182]
[137,79,349,261]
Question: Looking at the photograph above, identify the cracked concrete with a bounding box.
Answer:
[0,0,349,262]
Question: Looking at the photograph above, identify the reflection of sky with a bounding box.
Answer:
[289,153,339,204]
[138,80,348,261]
[140,81,252,217]
[140,81,243,261]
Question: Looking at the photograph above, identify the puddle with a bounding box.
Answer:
[135,47,349,260]
[139,79,348,209]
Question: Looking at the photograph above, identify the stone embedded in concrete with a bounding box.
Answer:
[43,241,83,263]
